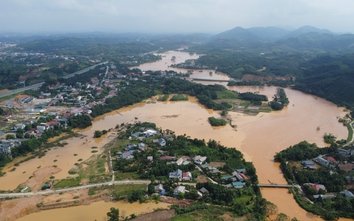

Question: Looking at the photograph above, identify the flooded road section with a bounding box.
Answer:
[1,50,350,220]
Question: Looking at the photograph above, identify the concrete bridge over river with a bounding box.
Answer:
[258,183,301,189]
[190,78,234,83]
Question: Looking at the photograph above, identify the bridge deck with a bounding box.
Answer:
[258,184,298,188]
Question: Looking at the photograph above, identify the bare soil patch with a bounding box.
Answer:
[132,209,175,221]
[196,175,208,183]
[339,163,354,172]
[0,89,10,94]
[0,195,43,221]
[24,166,61,192]
[0,189,109,221]
[160,196,193,206]
[222,213,247,221]
[209,162,226,168]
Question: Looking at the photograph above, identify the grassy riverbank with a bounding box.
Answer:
[345,122,353,143]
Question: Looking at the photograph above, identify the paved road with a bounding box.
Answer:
[0,82,45,99]
[0,180,150,199]
[63,61,108,79]
[0,61,108,99]
[0,179,197,199]
[196,165,218,184]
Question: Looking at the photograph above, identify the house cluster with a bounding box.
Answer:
[118,143,146,160]
[222,168,249,189]
[168,169,192,181]
[300,152,354,200]
[338,148,354,157]
[46,82,106,109]
[159,184,208,197]
[0,140,21,155]
[171,185,210,197]
[301,155,338,170]
[0,50,72,66]
[201,164,220,174]
[0,114,69,156]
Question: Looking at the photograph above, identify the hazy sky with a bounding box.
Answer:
[1,0,354,34]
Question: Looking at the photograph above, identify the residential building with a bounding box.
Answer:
[338,148,354,157]
[232,171,244,181]
[174,186,186,195]
[193,155,207,165]
[314,156,330,168]
[143,129,158,137]
[199,187,209,195]
[155,184,165,195]
[304,183,327,193]
[121,151,134,160]
[176,157,184,166]
[324,156,337,165]
[182,172,192,181]
[159,156,175,161]
[232,182,246,189]
[169,169,182,179]
[301,160,316,169]
[138,143,146,151]
[341,190,354,198]
[158,138,166,147]
[0,142,12,155]
[236,168,247,174]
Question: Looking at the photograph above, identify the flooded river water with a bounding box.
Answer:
[16,201,170,221]
[1,50,351,220]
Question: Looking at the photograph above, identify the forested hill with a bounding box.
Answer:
[185,26,354,111]
[294,54,354,109]
[9,33,211,54]
[192,25,354,53]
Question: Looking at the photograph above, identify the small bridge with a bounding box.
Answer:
[191,78,232,83]
[258,183,300,189]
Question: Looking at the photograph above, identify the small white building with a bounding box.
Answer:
[158,138,166,147]
[176,157,184,166]
[174,186,186,195]
[193,155,207,165]
[144,129,158,137]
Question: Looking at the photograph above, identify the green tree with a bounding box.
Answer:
[107,207,119,221]
[6,134,15,140]
[94,130,102,138]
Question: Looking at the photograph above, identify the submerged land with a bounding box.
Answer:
[0,26,354,221]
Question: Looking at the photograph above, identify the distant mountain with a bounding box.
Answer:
[199,25,354,53]
[212,26,259,42]
[274,32,354,53]
[285,25,333,38]
[213,26,290,42]
[212,25,336,43]
[248,27,290,41]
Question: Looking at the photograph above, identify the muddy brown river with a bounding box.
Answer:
[16,201,170,221]
[1,51,351,220]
